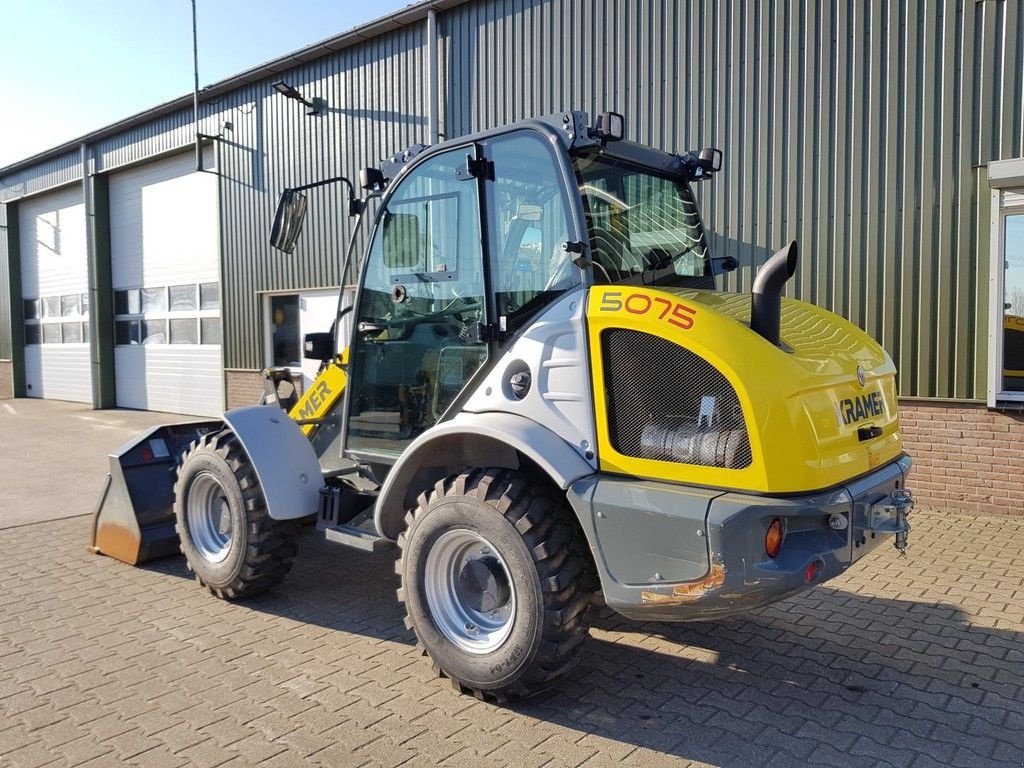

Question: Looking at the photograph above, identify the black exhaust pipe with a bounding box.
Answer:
[751,241,798,346]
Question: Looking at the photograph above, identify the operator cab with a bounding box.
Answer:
[269,111,731,467]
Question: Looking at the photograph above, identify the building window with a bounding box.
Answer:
[23,292,88,345]
[988,158,1024,405]
[114,283,220,346]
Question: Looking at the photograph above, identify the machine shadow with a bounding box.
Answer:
[142,527,1022,766]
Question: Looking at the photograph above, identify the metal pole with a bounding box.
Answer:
[192,0,202,171]
[81,142,100,409]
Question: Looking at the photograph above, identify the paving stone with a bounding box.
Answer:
[2,509,1023,768]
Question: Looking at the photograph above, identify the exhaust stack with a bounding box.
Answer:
[751,241,798,346]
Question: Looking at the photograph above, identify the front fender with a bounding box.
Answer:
[373,411,596,540]
[222,405,323,520]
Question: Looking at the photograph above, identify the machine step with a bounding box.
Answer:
[316,485,391,552]
[322,520,393,552]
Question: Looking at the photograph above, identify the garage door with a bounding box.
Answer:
[19,185,93,403]
[110,149,223,417]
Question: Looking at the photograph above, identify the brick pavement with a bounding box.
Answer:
[1,509,1023,768]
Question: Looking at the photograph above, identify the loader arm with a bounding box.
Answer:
[288,350,349,437]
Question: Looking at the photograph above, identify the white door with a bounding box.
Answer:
[19,185,92,403]
[267,289,352,391]
[109,149,223,416]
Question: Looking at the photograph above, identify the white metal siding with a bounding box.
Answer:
[19,185,92,403]
[113,346,223,416]
[23,347,92,402]
[110,149,218,290]
[110,149,223,417]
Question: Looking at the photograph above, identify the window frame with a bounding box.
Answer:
[987,158,1024,406]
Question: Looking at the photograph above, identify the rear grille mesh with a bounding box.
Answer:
[601,329,752,469]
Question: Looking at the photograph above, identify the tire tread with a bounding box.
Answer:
[173,428,297,600]
[396,468,595,701]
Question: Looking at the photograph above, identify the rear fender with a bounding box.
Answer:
[373,411,595,540]
[223,405,323,520]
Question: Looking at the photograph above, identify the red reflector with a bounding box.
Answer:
[804,561,821,582]
[141,447,154,462]
[765,518,784,558]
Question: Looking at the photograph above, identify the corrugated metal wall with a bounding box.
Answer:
[2,0,1022,399]
[217,24,428,369]
[440,0,1023,399]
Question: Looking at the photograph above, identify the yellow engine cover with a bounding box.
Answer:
[587,286,903,494]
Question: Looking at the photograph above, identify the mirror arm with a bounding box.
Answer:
[288,175,364,216]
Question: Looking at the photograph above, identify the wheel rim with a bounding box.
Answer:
[186,472,233,563]
[424,529,516,654]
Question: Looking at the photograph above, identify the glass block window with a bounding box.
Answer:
[200,318,221,345]
[170,318,198,344]
[200,282,219,311]
[169,284,197,312]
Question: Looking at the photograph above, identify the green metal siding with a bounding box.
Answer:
[440,0,1023,399]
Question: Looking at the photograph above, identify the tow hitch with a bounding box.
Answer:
[868,489,914,555]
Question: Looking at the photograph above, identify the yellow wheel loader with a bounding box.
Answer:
[91,111,913,700]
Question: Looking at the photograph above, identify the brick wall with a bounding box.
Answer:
[900,400,1024,516]
[225,369,265,409]
[0,361,12,400]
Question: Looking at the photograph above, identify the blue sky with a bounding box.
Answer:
[0,0,411,167]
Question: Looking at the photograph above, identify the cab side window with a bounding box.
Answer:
[487,133,578,331]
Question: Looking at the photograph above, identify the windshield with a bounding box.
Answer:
[573,151,713,288]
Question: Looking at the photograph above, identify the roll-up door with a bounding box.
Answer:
[109,149,223,416]
[19,185,92,403]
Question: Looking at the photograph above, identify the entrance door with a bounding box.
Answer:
[19,185,92,402]
[110,149,222,417]
[268,289,353,390]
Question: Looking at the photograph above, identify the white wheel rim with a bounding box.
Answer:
[186,472,232,563]
[424,529,517,654]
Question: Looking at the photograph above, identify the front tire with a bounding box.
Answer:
[397,469,595,700]
[173,428,297,599]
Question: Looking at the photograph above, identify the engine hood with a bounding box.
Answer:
[586,286,904,494]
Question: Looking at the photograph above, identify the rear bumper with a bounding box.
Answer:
[566,454,912,621]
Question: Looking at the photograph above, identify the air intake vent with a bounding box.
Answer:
[602,329,752,469]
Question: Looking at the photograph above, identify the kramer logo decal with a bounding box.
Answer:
[836,392,886,426]
[298,380,332,420]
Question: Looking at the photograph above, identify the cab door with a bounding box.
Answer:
[344,146,490,458]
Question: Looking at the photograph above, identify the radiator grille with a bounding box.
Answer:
[601,329,752,469]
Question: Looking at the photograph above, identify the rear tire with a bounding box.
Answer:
[397,468,595,701]
[173,428,297,599]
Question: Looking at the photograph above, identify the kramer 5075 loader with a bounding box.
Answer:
[91,111,913,700]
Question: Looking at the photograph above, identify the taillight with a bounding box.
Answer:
[765,517,784,558]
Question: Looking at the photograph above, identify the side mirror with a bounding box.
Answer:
[303,331,334,362]
[270,190,308,253]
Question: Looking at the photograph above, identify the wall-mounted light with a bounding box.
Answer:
[271,80,326,116]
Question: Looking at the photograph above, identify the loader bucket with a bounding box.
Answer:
[89,421,222,565]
